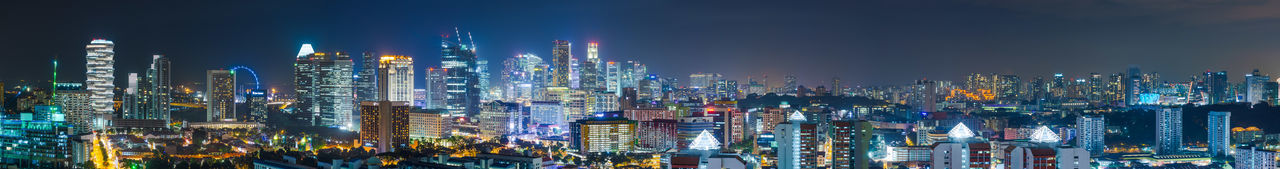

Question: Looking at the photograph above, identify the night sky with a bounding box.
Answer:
[6,0,1280,90]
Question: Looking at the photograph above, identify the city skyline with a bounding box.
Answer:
[9,1,1280,89]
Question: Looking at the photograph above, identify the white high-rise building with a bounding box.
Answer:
[378,55,414,102]
[85,39,115,130]
[1234,147,1277,169]
[1076,115,1105,156]
[1156,107,1183,155]
[1208,111,1231,155]
[1245,69,1272,104]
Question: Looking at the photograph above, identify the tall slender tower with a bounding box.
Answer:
[1156,107,1183,155]
[148,55,171,123]
[581,42,601,90]
[551,40,572,87]
[85,39,115,130]
[357,52,380,102]
[1208,111,1231,156]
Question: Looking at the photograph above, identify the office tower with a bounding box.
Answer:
[206,70,236,122]
[442,38,481,116]
[550,40,572,87]
[831,77,843,95]
[146,55,171,123]
[620,87,638,110]
[122,73,140,119]
[314,53,355,128]
[690,73,723,90]
[412,89,426,108]
[572,116,637,153]
[1246,69,1273,104]
[1234,147,1277,169]
[425,67,447,109]
[359,101,410,153]
[1208,111,1231,156]
[580,42,602,90]
[478,101,520,139]
[294,44,318,122]
[407,109,449,140]
[570,57,580,88]
[832,120,872,169]
[1076,115,1105,156]
[1206,71,1230,104]
[544,87,588,122]
[775,112,817,169]
[605,61,620,94]
[529,101,564,127]
[1127,66,1142,105]
[356,52,380,102]
[477,58,492,100]
[246,89,267,122]
[378,55,414,102]
[783,74,798,95]
[1156,107,1183,155]
[84,39,115,130]
[503,54,547,104]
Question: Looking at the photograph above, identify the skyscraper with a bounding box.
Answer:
[56,84,93,133]
[356,52,380,102]
[293,44,318,122]
[122,73,140,119]
[442,38,481,116]
[146,55,171,123]
[1076,115,1105,156]
[551,40,572,87]
[1245,69,1273,104]
[424,67,447,109]
[313,52,355,128]
[1206,71,1229,104]
[783,74,798,95]
[606,61,620,95]
[378,55,414,102]
[1208,111,1231,156]
[580,42,601,90]
[84,39,115,130]
[502,54,546,104]
[206,70,236,122]
[1156,107,1183,155]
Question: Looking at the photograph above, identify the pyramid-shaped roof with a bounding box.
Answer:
[1030,126,1061,143]
[689,129,721,150]
[948,123,975,139]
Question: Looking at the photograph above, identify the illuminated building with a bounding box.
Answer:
[588,91,618,113]
[782,74,798,95]
[425,67,447,109]
[378,55,414,102]
[1156,107,1183,155]
[478,101,520,139]
[775,112,817,169]
[359,101,411,153]
[543,87,588,122]
[1208,111,1230,155]
[550,40,571,87]
[571,115,636,153]
[624,107,678,122]
[296,52,356,128]
[0,111,75,168]
[1204,71,1230,104]
[1233,127,1265,145]
[638,119,678,150]
[206,69,236,122]
[442,36,481,117]
[145,55,171,123]
[930,123,992,169]
[1076,115,1105,156]
[529,101,564,127]
[690,73,723,91]
[246,89,267,122]
[580,42,602,90]
[55,83,91,133]
[408,109,449,140]
[678,116,717,149]
[357,52,380,102]
[1245,69,1275,104]
[413,89,426,108]
[831,120,873,169]
[1234,146,1276,169]
[605,61,620,94]
[503,53,547,105]
[84,39,115,130]
[122,73,140,119]
[1002,128,1091,169]
[293,44,317,123]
